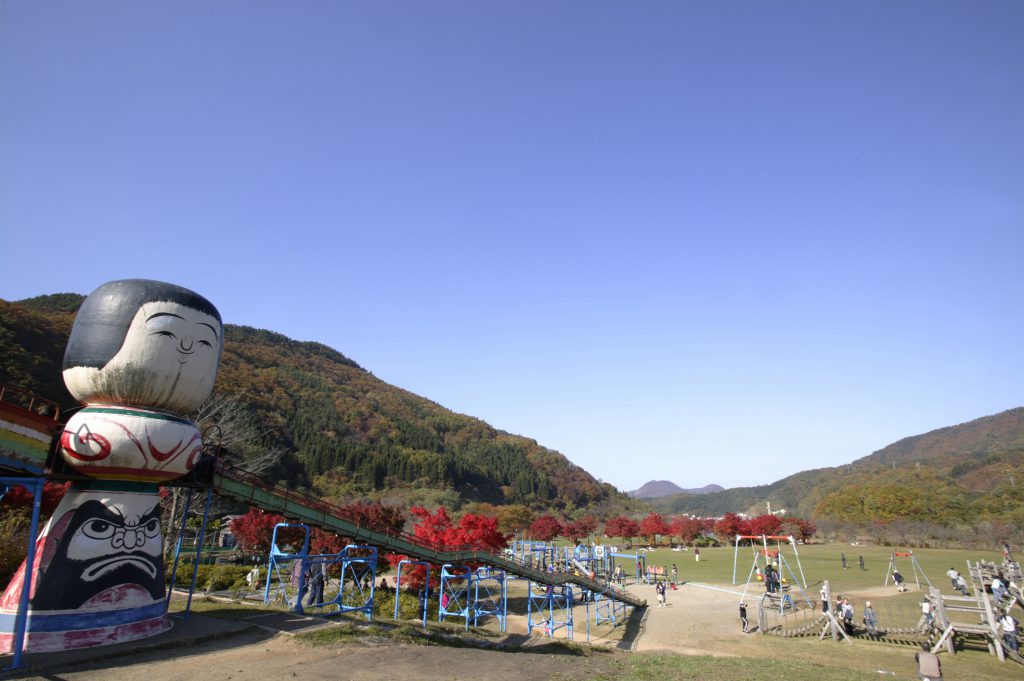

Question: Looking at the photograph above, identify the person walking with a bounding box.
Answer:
[841,598,854,634]
[863,601,879,637]
[858,555,866,571]
[841,553,848,570]
[694,547,700,562]
[992,576,1009,603]
[671,563,678,585]
[999,610,1019,653]
[920,597,934,631]
[308,563,326,605]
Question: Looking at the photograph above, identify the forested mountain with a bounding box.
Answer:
[1,295,634,517]
[629,481,724,499]
[650,408,1024,528]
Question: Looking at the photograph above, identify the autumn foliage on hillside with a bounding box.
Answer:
[1,295,633,516]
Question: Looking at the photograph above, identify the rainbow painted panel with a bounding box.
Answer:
[0,403,56,469]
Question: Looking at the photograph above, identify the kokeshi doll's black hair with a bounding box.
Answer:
[64,279,221,371]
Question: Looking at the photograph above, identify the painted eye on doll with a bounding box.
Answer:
[82,519,116,540]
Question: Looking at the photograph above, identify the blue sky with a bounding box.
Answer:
[2,2,1022,491]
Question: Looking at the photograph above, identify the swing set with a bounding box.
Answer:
[262,522,378,619]
[733,534,812,612]
[883,551,932,590]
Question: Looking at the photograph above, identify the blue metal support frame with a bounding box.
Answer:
[470,567,507,632]
[393,559,432,628]
[164,489,194,610]
[333,545,377,621]
[610,552,646,585]
[0,476,43,671]
[594,591,629,627]
[263,523,311,613]
[527,580,574,640]
[184,488,213,619]
[439,564,472,630]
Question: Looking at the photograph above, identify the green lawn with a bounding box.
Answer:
[633,542,1005,594]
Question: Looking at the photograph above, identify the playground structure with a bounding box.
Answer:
[732,534,812,615]
[508,538,650,588]
[262,522,379,620]
[0,382,646,667]
[757,560,1024,666]
[883,551,932,590]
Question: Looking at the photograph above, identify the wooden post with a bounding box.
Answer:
[979,582,1005,662]
[929,586,955,654]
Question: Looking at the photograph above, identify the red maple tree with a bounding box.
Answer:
[577,514,599,537]
[528,515,563,542]
[604,516,639,548]
[563,520,589,543]
[713,513,750,540]
[230,510,305,553]
[390,506,510,589]
[1,481,70,516]
[669,516,703,544]
[638,512,669,545]
[747,513,783,537]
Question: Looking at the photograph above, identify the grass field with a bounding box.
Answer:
[174,541,1020,681]
[622,542,1007,593]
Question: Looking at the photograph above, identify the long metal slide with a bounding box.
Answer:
[213,466,647,608]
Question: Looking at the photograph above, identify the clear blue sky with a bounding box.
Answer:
[2,2,1022,491]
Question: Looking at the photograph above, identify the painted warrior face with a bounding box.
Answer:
[66,501,163,582]
[32,497,165,611]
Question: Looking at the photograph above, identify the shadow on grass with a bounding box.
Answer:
[616,605,648,651]
[297,619,600,657]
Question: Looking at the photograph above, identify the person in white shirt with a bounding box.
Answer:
[992,577,1009,603]
[999,610,1019,653]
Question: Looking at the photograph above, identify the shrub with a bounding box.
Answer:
[0,511,32,585]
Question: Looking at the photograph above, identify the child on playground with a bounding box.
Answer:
[739,601,748,633]
[920,597,934,630]
[893,570,907,592]
[656,580,667,607]
[999,609,1019,653]
[863,601,878,637]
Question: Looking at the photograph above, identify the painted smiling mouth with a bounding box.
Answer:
[81,556,158,582]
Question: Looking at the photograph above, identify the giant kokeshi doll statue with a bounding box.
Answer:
[0,280,222,652]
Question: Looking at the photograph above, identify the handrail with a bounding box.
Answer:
[0,385,61,424]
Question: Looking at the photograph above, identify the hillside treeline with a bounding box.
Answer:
[1,295,634,517]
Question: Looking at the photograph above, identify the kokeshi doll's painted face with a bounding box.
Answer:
[63,280,223,414]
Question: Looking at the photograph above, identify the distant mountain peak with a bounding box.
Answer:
[629,480,723,499]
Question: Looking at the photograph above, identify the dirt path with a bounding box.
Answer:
[9,581,999,681]
[41,633,622,681]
